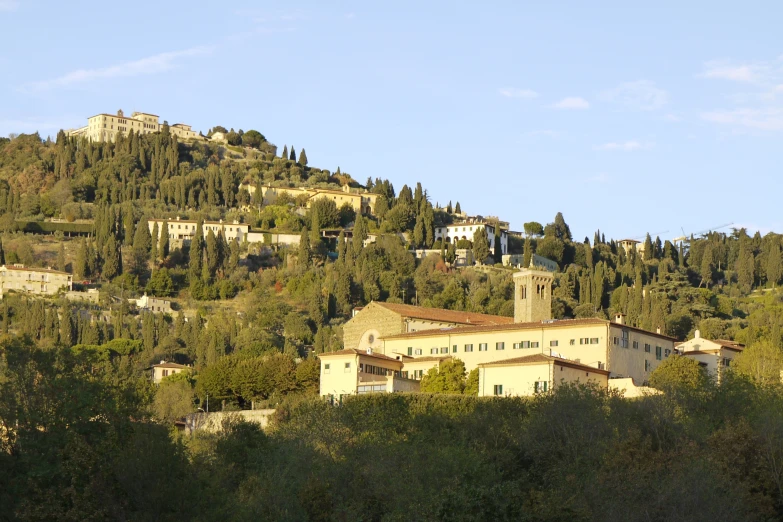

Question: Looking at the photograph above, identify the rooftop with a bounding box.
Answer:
[152,362,191,370]
[477,353,610,375]
[382,317,676,342]
[0,264,70,275]
[317,348,403,364]
[373,301,514,327]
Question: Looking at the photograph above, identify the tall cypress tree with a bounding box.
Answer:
[159,221,170,260]
[298,148,308,166]
[289,146,297,162]
[281,145,288,160]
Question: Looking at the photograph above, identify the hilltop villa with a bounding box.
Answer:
[67,110,203,142]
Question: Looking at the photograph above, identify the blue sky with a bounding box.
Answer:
[1,1,782,241]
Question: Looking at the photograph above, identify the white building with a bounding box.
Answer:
[434,220,508,256]
[147,217,250,248]
[133,294,172,314]
[67,110,203,142]
[151,361,191,384]
[676,330,744,382]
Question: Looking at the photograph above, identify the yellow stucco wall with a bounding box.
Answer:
[319,353,358,398]
[478,362,607,397]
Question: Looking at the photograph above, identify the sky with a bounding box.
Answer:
[1,0,782,242]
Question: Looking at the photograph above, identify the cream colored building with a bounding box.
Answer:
[343,301,514,354]
[477,353,609,397]
[67,110,203,142]
[434,220,508,257]
[147,217,250,248]
[321,267,677,398]
[0,264,72,296]
[677,330,743,382]
[251,185,379,216]
[318,348,420,403]
[151,361,192,384]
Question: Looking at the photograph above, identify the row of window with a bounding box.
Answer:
[493,381,548,396]
[409,338,604,356]
[323,362,353,374]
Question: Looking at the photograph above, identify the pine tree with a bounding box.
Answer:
[298,148,308,166]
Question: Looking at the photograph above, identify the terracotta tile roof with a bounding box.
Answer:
[713,339,745,351]
[317,348,403,364]
[400,355,453,363]
[0,265,71,275]
[478,353,610,375]
[381,317,676,342]
[373,302,514,326]
[152,362,191,370]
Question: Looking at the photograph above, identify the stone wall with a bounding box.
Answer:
[342,303,404,352]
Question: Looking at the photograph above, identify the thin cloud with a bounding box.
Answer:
[498,87,538,99]
[594,141,654,151]
[699,60,771,83]
[0,0,19,11]
[601,80,668,111]
[550,97,590,110]
[21,46,212,92]
[664,114,682,122]
[701,108,783,131]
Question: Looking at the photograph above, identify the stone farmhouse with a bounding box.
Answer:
[247,184,380,216]
[0,264,72,296]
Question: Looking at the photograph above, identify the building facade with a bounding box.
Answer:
[147,218,250,248]
[0,264,72,296]
[67,110,203,142]
[477,353,609,397]
[342,301,514,354]
[434,220,508,257]
[151,361,192,384]
[134,294,172,314]
[250,185,380,216]
[320,268,676,398]
[677,330,743,382]
[318,348,420,402]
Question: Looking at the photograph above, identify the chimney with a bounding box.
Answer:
[694,329,701,339]
[366,348,373,355]
[614,313,625,325]
[656,326,661,334]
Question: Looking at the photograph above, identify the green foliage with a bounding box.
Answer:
[649,354,710,392]
[420,358,468,393]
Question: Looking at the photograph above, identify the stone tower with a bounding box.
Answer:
[513,268,554,323]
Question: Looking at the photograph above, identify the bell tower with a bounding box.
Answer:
[513,268,554,323]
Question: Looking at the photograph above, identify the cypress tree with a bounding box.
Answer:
[472,228,490,265]
[298,148,308,166]
[57,243,66,272]
[281,145,288,160]
[0,237,5,265]
[290,146,297,162]
[298,227,311,269]
[150,222,159,263]
[159,221,170,260]
[454,201,461,214]
[189,219,204,281]
[523,237,532,268]
[102,236,121,280]
[123,207,135,246]
[352,215,367,259]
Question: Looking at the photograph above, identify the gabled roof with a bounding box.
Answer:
[372,302,514,327]
[381,316,676,342]
[478,353,610,375]
[317,348,403,364]
[713,339,745,351]
[400,355,453,363]
[152,362,191,370]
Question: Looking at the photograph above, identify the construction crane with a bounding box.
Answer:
[672,223,733,244]
[630,230,669,241]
